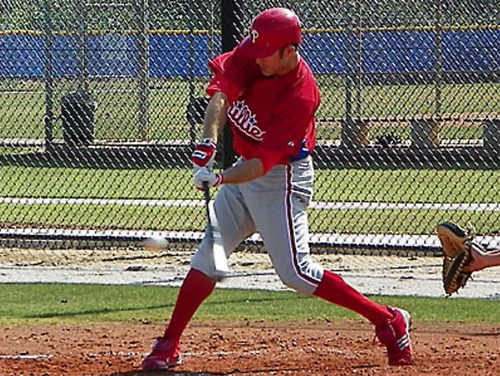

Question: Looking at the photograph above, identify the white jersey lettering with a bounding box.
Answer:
[228,100,265,141]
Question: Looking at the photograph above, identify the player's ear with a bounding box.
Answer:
[279,44,295,58]
[287,44,299,57]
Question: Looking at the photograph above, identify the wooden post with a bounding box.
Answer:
[340,119,369,147]
[410,119,440,148]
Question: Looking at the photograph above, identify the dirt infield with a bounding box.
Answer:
[1,248,499,375]
[1,321,499,376]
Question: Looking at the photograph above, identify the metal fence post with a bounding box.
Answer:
[341,0,365,148]
[220,0,244,168]
[76,0,88,92]
[42,0,54,149]
[137,0,150,140]
[433,0,443,118]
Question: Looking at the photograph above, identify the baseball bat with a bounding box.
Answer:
[203,181,229,281]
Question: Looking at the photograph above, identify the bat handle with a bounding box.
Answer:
[202,181,212,228]
[202,181,210,203]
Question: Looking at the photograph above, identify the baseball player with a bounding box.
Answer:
[445,222,500,272]
[465,246,500,271]
[142,8,413,370]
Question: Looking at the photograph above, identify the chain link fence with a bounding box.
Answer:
[0,0,499,254]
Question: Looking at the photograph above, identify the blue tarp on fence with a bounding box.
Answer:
[0,30,497,78]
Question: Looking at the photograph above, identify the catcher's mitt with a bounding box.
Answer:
[436,222,475,296]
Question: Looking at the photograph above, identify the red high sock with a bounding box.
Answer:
[313,270,391,326]
[163,268,216,341]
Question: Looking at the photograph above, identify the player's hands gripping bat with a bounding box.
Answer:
[202,181,229,281]
[194,167,223,190]
[436,222,476,296]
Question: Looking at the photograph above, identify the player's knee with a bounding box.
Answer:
[277,262,324,296]
[278,275,316,296]
[190,240,217,278]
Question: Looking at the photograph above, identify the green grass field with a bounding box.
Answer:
[0,284,499,326]
[2,166,498,202]
[0,166,498,233]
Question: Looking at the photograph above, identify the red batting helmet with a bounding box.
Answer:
[240,8,302,59]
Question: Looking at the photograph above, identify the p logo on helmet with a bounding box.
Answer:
[241,7,302,59]
[250,29,260,44]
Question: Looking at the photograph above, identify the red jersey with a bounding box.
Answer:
[206,45,320,174]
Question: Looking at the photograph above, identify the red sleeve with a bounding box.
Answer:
[206,47,261,104]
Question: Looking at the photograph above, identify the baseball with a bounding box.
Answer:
[143,235,168,252]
